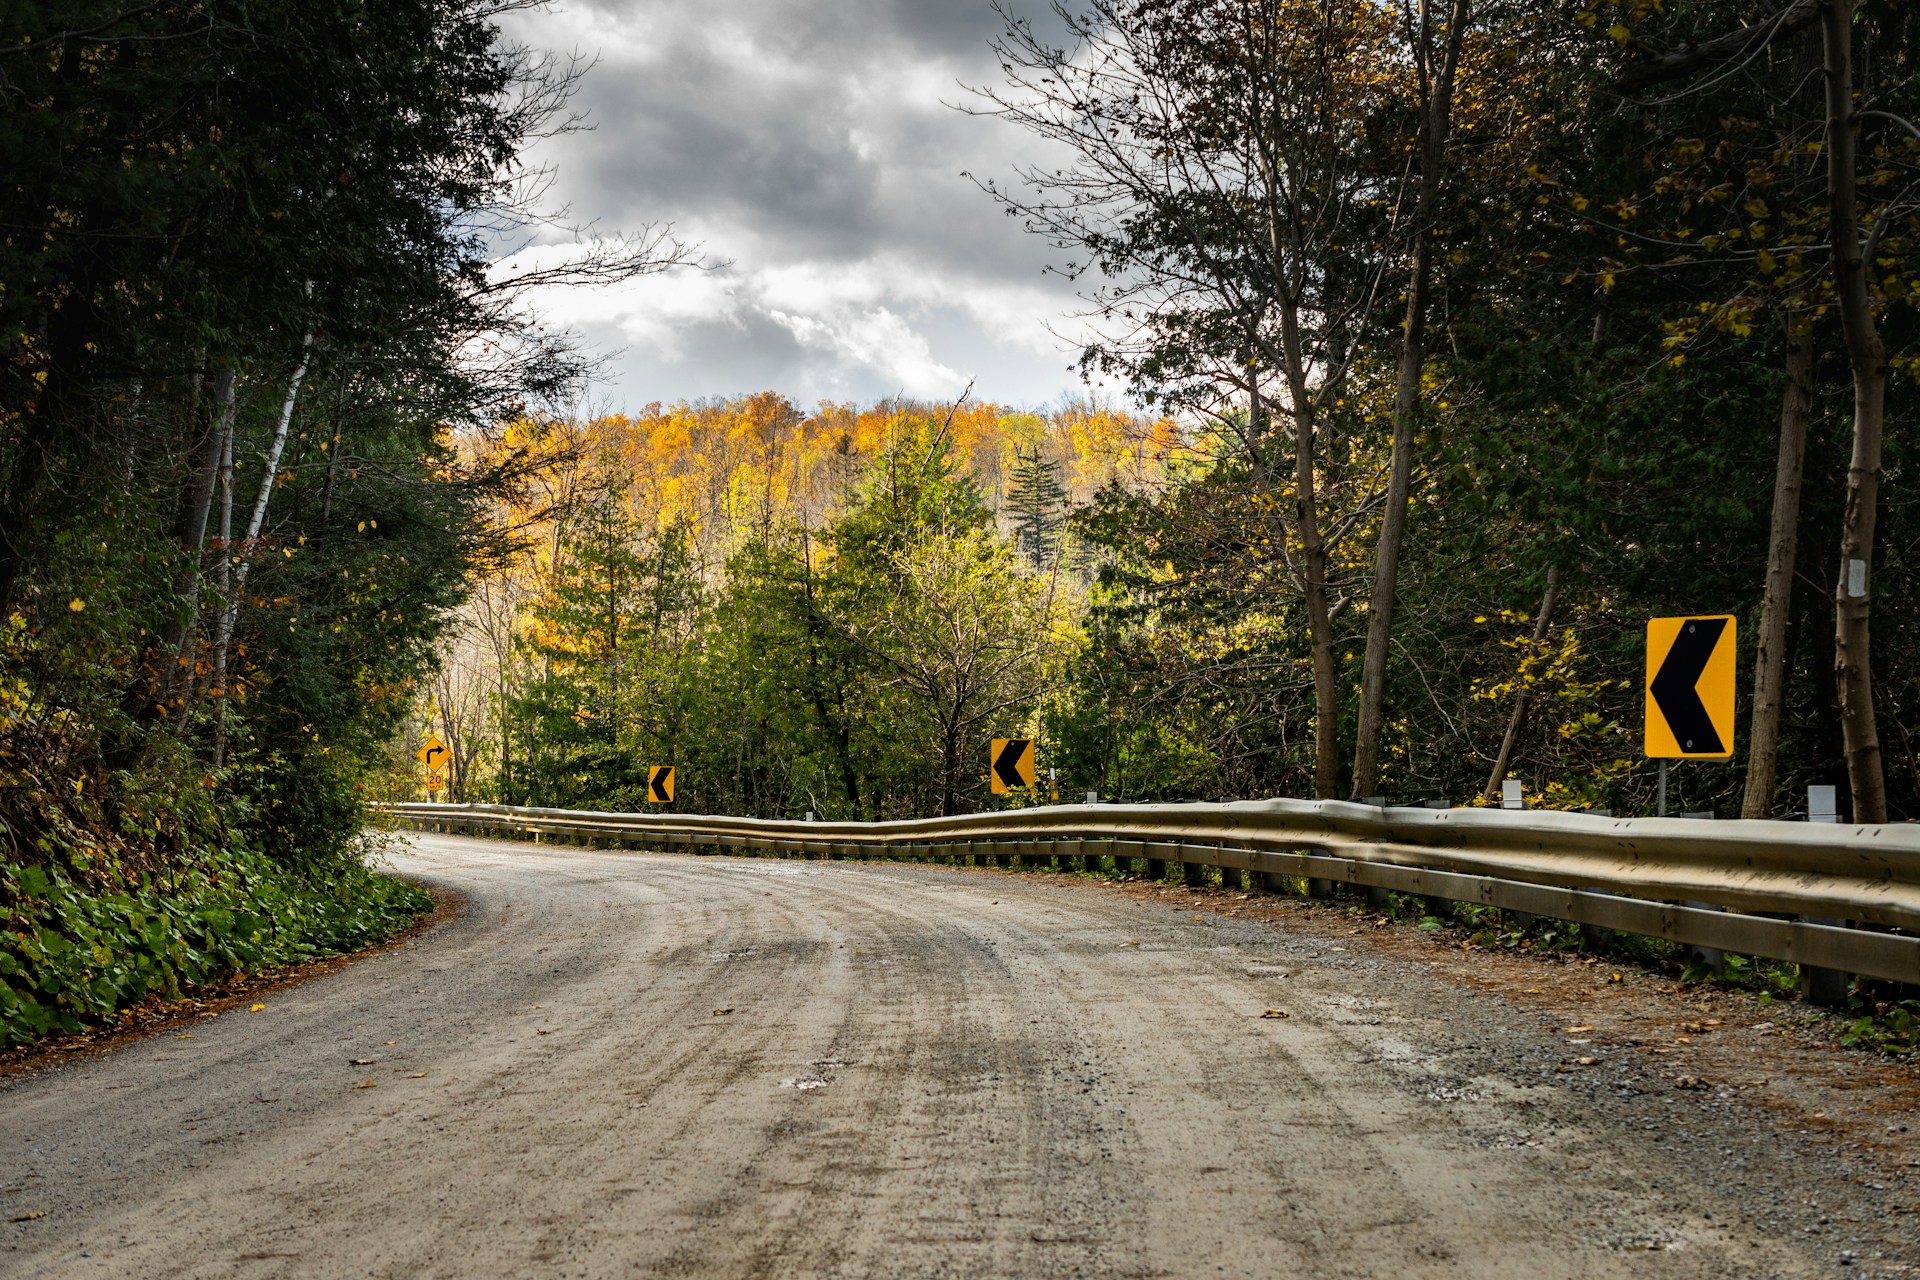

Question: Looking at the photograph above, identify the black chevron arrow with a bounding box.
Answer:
[993,739,1031,790]
[649,767,673,802]
[1650,617,1727,754]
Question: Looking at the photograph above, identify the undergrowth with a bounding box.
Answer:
[0,839,428,1048]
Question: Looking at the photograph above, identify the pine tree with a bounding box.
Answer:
[1006,447,1066,567]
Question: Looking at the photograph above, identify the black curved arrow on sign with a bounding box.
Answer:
[424,744,448,769]
[1650,617,1727,754]
[993,739,1032,790]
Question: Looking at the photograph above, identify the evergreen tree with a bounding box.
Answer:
[1005,446,1067,567]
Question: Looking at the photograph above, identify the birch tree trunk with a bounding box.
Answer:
[211,326,315,767]
[1741,321,1815,817]
[1820,0,1889,822]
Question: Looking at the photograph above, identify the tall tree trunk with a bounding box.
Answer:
[148,365,235,715]
[1741,321,1815,817]
[1275,302,1341,799]
[212,327,315,768]
[210,399,236,767]
[1483,565,1560,801]
[1351,0,1469,800]
[1820,0,1888,822]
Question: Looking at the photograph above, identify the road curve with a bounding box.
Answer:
[4,834,1832,1278]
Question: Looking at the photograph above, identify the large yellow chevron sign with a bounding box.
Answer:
[990,738,1036,794]
[1644,615,1736,758]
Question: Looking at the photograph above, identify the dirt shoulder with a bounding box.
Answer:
[1086,870,1920,1255]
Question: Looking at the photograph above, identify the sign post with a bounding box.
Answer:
[1644,615,1736,815]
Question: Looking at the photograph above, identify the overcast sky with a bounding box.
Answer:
[497,0,1101,412]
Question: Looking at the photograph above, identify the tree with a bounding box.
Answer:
[1350,0,1472,799]
[973,0,1407,796]
[1006,445,1068,565]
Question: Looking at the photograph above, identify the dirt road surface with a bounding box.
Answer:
[3,833,1911,1278]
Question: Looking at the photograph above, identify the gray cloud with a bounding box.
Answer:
[500,0,1092,408]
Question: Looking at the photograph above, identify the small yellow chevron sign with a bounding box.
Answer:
[647,765,675,804]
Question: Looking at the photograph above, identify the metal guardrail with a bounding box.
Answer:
[382,798,1920,986]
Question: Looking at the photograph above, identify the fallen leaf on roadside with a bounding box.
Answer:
[1123,939,1141,946]
[1526,989,1541,994]
[1608,973,1623,983]
[175,1033,192,1040]
[712,1008,734,1017]
[10,1211,46,1222]
[349,1058,375,1065]
[1675,1075,1708,1090]
[353,1082,377,1089]
[1564,1025,1593,1033]
[408,1072,427,1079]
[1575,1056,1598,1066]
[249,1004,266,1012]
[1261,1009,1290,1019]
[1191,915,1206,921]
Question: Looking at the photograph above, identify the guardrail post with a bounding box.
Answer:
[1799,925,1851,1006]
[1260,868,1290,894]
[1147,855,1169,882]
[1798,786,1853,1006]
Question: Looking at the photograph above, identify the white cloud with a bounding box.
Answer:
[491,0,1100,409]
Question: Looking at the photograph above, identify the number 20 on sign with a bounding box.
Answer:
[1644,615,1736,758]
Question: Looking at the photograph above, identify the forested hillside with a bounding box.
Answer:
[430,0,1920,825]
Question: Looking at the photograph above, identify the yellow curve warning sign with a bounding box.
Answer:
[1644,615,1736,758]
[647,765,675,804]
[417,734,451,782]
[990,738,1036,794]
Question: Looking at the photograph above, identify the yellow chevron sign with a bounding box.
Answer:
[1645,616,1736,758]
[990,738,1035,794]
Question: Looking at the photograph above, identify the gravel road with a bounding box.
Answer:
[1,833,1905,1278]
